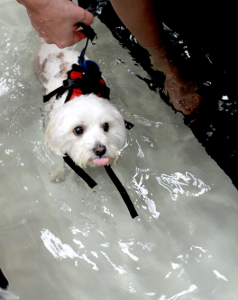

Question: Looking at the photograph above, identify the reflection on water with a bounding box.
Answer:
[157,171,211,201]
[1,1,238,300]
[132,167,160,218]
[41,229,79,260]
[0,288,19,300]
[158,284,198,300]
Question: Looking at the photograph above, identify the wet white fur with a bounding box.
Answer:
[34,39,126,168]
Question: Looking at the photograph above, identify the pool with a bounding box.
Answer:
[1,1,238,299]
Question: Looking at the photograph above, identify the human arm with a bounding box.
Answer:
[110,0,174,74]
[16,0,94,48]
[110,0,201,118]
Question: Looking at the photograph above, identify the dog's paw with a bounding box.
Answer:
[49,160,71,183]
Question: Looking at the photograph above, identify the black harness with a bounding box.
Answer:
[44,33,138,219]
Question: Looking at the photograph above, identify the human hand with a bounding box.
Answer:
[148,47,201,119]
[163,74,201,118]
[17,0,94,48]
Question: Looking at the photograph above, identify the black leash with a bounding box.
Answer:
[70,0,98,44]
[77,23,97,45]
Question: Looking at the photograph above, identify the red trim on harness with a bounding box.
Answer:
[68,70,106,101]
[70,89,83,99]
[100,78,105,85]
[69,71,83,101]
[97,79,106,97]
[70,71,82,80]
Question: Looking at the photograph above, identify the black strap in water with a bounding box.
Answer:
[125,120,134,130]
[63,154,138,218]
[0,268,8,289]
[104,165,138,219]
[63,154,97,188]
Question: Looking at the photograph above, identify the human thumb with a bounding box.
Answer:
[72,4,94,26]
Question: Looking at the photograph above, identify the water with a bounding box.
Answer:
[1,1,238,299]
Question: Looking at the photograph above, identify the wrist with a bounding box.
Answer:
[17,0,52,12]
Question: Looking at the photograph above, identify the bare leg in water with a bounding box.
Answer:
[110,0,202,120]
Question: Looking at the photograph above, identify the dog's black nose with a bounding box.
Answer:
[93,144,106,157]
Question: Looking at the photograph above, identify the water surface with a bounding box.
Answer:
[1,1,238,299]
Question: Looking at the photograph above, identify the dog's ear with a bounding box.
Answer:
[45,120,64,156]
[45,121,54,151]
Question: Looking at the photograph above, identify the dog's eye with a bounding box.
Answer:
[73,126,83,136]
[103,122,109,132]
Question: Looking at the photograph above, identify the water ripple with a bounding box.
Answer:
[131,167,160,218]
[158,284,197,300]
[134,115,163,128]
[100,251,127,274]
[41,229,99,271]
[156,171,211,201]
[118,240,139,261]
[213,270,228,281]
[41,229,79,260]
[0,288,19,300]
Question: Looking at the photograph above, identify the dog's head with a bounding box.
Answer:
[45,94,126,168]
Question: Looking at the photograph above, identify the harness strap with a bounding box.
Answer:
[70,0,97,45]
[63,153,138,218]
[104,165,138,219]
[78,37,89,66]
[125,120,134,130]
[43,86,66,103]
[77,23,97,45]
[63,154,97,188]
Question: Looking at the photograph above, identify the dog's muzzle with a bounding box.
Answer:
[93,144,106,157]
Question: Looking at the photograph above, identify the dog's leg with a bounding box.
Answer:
[48,157,71,183]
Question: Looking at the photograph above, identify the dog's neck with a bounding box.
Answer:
[43,59,110,104]
[63,62,110,103]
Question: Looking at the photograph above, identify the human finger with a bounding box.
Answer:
[71,4,94,26]
[71,29,87,46]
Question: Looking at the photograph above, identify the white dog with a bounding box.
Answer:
[33,39,126,169]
